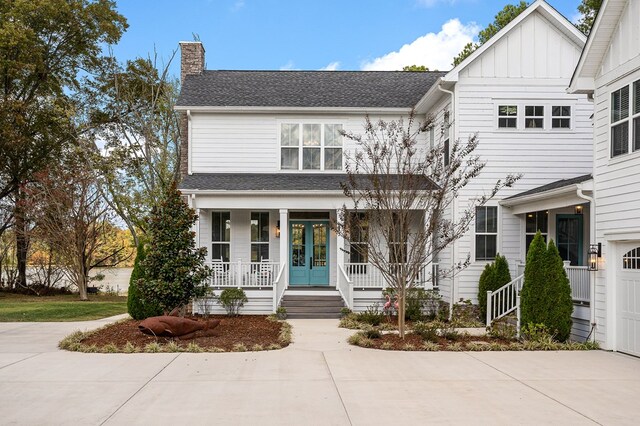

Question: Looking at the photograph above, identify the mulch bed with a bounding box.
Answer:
[365,333,509,350]
[79,315,288,351]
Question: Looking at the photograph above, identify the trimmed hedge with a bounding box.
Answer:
[478,254,512,322]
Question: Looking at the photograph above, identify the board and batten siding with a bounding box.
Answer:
[591,0,640,347]
[426,8,592,303]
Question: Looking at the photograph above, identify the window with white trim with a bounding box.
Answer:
[250,212,269,262]
[498,105,517,128]
[476,206,497,261]
[280,123,343,170]
[611,85,630,157]
[525,210,548,252]
[623,247,640,270]
[525,106,544,129]
[212,211,231,262]
[552,106,571,129]
[349,212,368,264]
[634,81,640,152]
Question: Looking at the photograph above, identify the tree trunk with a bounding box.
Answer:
[78,272,88,301]
[14,189,29,289]
[398,291,406,339]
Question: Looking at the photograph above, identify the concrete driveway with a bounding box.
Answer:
[1,317,639,425]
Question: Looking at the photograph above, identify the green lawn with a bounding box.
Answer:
[0,293,128,322]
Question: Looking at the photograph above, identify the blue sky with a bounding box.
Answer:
[110,0,582,77]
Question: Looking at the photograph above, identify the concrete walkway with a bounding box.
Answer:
[1,317,639,425]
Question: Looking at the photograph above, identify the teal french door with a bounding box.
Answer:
[556,214,583,266]
[289,221,329,286]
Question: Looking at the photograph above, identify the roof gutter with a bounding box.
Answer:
[173,105,413,114]
[500,185,581,207]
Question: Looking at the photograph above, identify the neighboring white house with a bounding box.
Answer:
[569,0,640,356]
[176,1,597,323]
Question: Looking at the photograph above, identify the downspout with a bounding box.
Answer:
[437,82,456,320]
[187,110,192,175]
[577,185,596,341]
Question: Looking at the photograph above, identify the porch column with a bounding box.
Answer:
[279,209,289,285]
[336,210,345,273]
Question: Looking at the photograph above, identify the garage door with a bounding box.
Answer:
[618,243,640,357]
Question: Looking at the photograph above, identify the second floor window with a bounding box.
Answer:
[498,105,517,128]
[611,85,630,157]
[552,106,571,128]
[280,123,343,170]
[525,106,544,128]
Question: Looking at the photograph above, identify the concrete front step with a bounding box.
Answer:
[280,291,345,319]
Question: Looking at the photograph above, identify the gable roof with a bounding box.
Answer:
[175,70,445,110]
[568,0,627,94]
[415,0,586,112]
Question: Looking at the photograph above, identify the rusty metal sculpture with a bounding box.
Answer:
[138,316,221,340]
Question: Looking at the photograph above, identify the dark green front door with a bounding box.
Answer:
[556,214,583,266]
[289,221,329,286]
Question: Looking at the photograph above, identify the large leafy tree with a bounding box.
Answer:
[576,0,603,35]
[86,54,181,246]
[0,0,127,287]
[453,1,529,66]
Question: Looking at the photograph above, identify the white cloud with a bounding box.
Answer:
[230,0,245,12]
[415,0,457,7]
[570,12,582,25]
[360,18,479,71]
[280,60,299,70]
[319,61,340,71]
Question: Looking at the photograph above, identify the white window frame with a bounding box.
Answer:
[475,205,499,262]
[497,105,518,129]
[279,122,344,171]
[212,211,231,262]
[524,105,545,130]
[551,105,572,129]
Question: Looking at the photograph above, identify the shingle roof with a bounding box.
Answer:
[179,173,436,192]
[504,174,593,200]
[176,70,446,108]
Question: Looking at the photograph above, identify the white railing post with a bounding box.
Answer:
[516,293,521,339]
[486,290,492,326]
[237,260,242,288]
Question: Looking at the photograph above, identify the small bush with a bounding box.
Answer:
[217,288,248,316]
[340,307,352,318]
[383,288,442,321]
[488,320,517,340]
[232,343,248,352]
[521,323,553,342]
[362,326,381,339]
[144,342,162,353]
[478,254,512,323]
[127,243,162,320]
[412,321,439,342]
[380,342,394,350]
[447,342,464,351]
[339,313,363,329]
[356,303,385,326]
[422,341,440,351]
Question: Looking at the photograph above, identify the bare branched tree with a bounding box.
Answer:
[33,149,125,300]
[335,113,520,338]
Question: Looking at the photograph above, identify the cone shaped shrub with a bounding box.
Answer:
[520,232,547,328]
[544,240,573,341]
[478,254,512,322]
[137,183,211,314]
[127,242,162,320]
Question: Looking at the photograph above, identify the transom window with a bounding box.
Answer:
[212,211,231,262]
[552,106,571,128]
[476,206,498,261]
[525,106,544,128]
[623,247,640,270]
[280,123,343,170]
[525,210,548,252]
[498,105,517,128]
[251,212,269,262]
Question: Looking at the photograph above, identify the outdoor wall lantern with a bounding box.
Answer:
[588,243,601,271]
[276,221,280,238]
[575,205,584,215]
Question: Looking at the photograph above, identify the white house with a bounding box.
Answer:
[569,0,640,356]
[176,1,597,323]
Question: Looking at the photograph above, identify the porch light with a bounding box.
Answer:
[276,220,280,238]
[575,205,583,215]
[588,243,601,271]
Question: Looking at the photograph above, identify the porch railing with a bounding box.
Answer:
[516,262,590,303]
[272,262,287,310]
[343,262,439,289]
[206,261,281,288]
[486,274,524,332]
[337,264,353,309]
